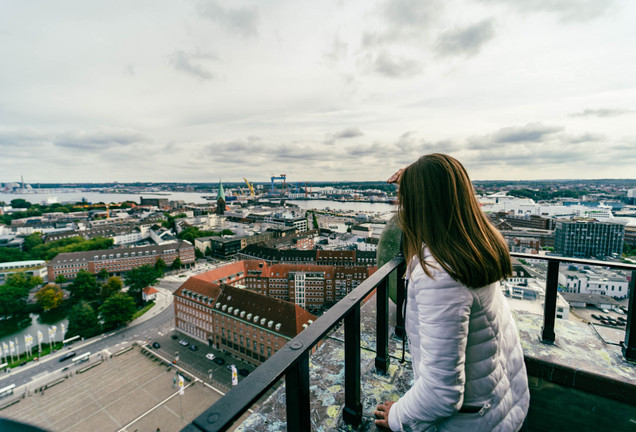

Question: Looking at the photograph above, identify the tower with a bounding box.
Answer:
[216,180,226,215]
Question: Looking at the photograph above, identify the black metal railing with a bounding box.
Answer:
[182,253,635,432]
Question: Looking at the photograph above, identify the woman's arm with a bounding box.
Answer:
[389,278,472,431]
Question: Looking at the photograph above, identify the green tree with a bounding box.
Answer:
[154,258,166,277]
[171,257,183,270]
[6,272,43,290]
[68,270,99,302]
[22,232,43,252]
[100,276,123,300]
[10,198,31,208]
[66,301,100,339]
[311,212,319,229]
[125,265,160,304]
[204,246,212,257]
[0,247,30,263]
[195,248,204,258]
[97,268,109,281]
[0,284,29,318]
[100,292,136,330]
[35,284,64,311]
[55,274,67,284]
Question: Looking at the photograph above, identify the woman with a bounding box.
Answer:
[374,154,529,431]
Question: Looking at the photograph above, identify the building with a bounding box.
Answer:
[142,286,159,302]
[216,181,226,216]
[173,274,316,365]
[554,219,625,258]
[0,260,47,284]
[559,265,630,299]
[139,197,169,208]
[47,240,195,280]
[209,236,245,258]
[238,245,377,268]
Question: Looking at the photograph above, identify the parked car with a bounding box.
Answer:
[152,342,161,349]
[171,334,179,340]
[179,339,189,346]
[205,353,216,361]
[189,344,198,351]
[213,357,225,366]
[591,314,601,320]
[238,368,250,377]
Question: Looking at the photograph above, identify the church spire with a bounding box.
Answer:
[218,180,226,201]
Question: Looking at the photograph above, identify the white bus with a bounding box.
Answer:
[0,383,15,398]
[72,352,90,364]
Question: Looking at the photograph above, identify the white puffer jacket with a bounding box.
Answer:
[388,248,530,432]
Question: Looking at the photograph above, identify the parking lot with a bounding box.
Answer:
[147,330,255,392]
[1,347,239,432]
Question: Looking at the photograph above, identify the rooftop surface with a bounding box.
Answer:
[235,293,636,432]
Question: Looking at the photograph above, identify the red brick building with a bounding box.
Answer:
[173,259,375,364]
[47,240,195,280]
[174,278,316,365]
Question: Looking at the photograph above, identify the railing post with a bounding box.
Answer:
[395,260,406,339]
[286,351,310,432]
[542,260,560,343]
[343,304,361,427]
[622,270,636,361]
[375,277,389,373]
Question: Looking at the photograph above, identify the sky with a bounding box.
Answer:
[0,0,635,183]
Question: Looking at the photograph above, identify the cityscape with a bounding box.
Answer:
[2,1,636,431]
[0,177,635,431]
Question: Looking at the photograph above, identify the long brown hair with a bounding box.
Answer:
[397,153,512,288]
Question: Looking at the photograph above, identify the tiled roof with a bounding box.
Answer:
[143,286,159,295]
[214,284,315,339]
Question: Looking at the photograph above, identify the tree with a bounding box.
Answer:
[22,232,43,252]
[66,301,100,339]
[154,258,166,277]
[125,265,160,304]
[171,257,183,270]
[204,246,212,257]
[10,198,31,208]
[195,248,204,258]
[97,268,110,281]
[99,292,136,330]
[0,273,43,318]
[68,270,99,302]
[100,276,123,300]
[35,284,64,311]
[55,274,67,284]
[311,212,319,230]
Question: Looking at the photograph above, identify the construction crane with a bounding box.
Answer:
[243,178,255,197]
[270,174,287,196]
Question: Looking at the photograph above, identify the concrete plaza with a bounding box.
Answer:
[1,347,245,432]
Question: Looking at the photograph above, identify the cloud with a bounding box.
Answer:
[362,0,444,48]
[325,127,364,144]
[323,36,348,65]
[197,0,259,38]
[170,50,218,81]
[124,64,135,76]
[570,108,633,118]
[54,127,148,150]
[369,51,422,78]
[435,19,496,58]
[0,127,48,147]
[492,122,563,144]
[477,0,616,22]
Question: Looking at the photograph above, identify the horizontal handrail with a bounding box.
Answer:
[183,252,635,432]
[182,256,405,432]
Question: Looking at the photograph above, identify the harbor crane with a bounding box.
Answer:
[243,178,255,197]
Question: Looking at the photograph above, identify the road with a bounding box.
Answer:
[0,266,256,395]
